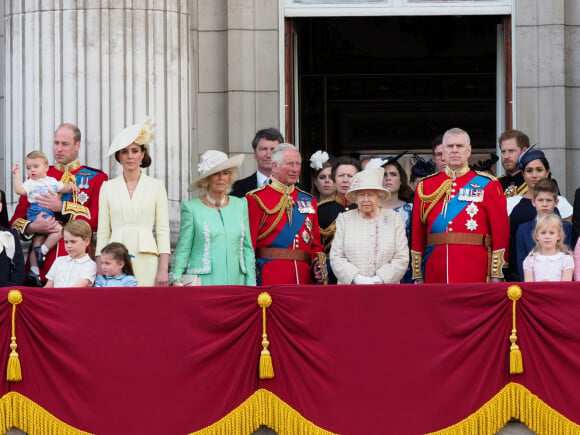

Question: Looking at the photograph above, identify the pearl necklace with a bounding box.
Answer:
[206,193,227,208]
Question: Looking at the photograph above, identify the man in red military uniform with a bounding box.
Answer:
[10,123,108,285]
[411,127,509,283]
[246,143,324,285]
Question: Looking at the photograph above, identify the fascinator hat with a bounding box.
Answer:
[410,154,436,177]
[365,151,408,170]
[516,144,545,170]
[188,150,245,192]
[346,167,391,203]
[108,117,156,156]
[309,150,330,170]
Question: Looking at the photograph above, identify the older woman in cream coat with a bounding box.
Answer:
[330,167,408,284]
[97,118,170,286]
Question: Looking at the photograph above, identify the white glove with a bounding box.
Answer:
[372,275,383,284]
[353,274,375,285]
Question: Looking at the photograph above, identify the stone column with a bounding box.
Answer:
[196,0,282,178]
[4,1,192,223]
[514,0,571,196]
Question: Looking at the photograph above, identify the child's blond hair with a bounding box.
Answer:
[25,151,49,164]
[63,219,92,240]
[532,213,571,255]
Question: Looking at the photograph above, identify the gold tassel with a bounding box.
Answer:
[507,285,523,375]
[257,292,274,379]
[6,290,23,382]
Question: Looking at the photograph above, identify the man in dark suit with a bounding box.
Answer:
[230,128,284,197]
[573,187,580,240]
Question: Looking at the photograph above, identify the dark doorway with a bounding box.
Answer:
[294,15,505,175]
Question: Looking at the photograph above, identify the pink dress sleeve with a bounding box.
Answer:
[523,254,534,272]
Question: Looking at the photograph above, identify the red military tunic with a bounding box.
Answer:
[411,165,509,283]
[10,160,108,280]
[246,177,324,285]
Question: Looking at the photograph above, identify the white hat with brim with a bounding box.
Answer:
[108,117,155,156]
[188,151,245,192]
[346,167,391,203]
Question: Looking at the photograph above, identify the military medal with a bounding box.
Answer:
[77,191,89,205]
[302,230,311,244]
[465,219,478,231]
[305,217,312,231]
[298,200,315,214]
[458,187,484,202]
[466,203,479,218]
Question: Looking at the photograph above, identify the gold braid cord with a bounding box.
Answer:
[257,292,274,379]
[417,179,453,224]
[249,193,294,241]
[7,290,23,382]
[507,285,523,375]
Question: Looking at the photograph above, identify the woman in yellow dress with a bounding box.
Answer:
[96,118,170,286]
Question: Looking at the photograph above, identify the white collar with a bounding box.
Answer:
[65,254,92,264]
[256,171,270,187]
[534,252,564,261]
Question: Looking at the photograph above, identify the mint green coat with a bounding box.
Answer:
[172,196,256,286]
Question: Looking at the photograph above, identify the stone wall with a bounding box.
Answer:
[514,0,580,197]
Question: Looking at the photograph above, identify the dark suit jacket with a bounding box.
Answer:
[0,190,8,228]
[573,187,580,240]
[0,226,25,287]
[231,173,258,198]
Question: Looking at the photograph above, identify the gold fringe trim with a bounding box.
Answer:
[428,382,580,435]
[189,389,337,435]
[0,392,92,435]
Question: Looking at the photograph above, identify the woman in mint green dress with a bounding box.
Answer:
[172,151,256,286]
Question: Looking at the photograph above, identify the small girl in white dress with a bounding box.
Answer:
[523,213,574,282]
[44,220,97,288]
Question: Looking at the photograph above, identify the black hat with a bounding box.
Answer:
[411,154,436,177]
[470,153,499,172]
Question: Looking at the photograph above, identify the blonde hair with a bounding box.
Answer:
[532,213,571,255]
[196,168,239,195]
[26,151,49,164]
[63,219,93,241]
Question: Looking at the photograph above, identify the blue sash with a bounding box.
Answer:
[424,174,491,266]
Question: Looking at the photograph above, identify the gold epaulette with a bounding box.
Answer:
[295,186,313,198]
[246,185,267,196]
[475,170,498,181]
[419,171,440,182]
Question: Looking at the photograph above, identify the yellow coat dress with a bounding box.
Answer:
[96,174,170,286]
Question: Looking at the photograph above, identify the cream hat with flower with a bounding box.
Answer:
[108,117,155,156]
[188,150,245,192]
[346,167,390,203]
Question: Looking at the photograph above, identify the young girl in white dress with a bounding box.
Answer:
[44,220,97,288]
[523,213,574,282]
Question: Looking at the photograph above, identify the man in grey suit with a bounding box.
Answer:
[230,128,284,198]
